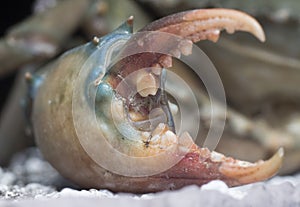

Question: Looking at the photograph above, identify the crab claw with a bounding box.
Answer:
[101,9,281,192]
[32,8,280,194]
[154,136,284,189]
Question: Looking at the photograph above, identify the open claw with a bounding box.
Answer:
[31,8,283,193]
[103,9,281,190]
[97,9,278,192]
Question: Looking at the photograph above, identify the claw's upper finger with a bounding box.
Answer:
[142,8,265,42]
[106,9,266,88]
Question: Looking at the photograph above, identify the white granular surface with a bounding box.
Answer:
[0,148,299,207]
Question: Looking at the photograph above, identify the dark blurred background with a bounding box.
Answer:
[0,0,34,109]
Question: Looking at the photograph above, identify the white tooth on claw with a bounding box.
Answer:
[178,39,193,56]
[152,123,167,137]
[170,49,181,58]
[178,132,195,154]
[159,55,173,68]
[168,101,178,115]
[136,72,158,97]
[151,66,162,75]
[129,111,147,122]
[150,124,178,149]
[210,151,225,162]
[141,132,151,142]
[161,130,178,147]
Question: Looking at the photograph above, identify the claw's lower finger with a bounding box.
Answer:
[219,147,284,184]
[157,142,283,188]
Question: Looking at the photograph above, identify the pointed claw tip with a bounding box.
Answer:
[252,24,266,43]
[222,9,266,43]
[237,10,266,43]
[278,147,284,158]
[218,146,284,185]
[259,33,266,42]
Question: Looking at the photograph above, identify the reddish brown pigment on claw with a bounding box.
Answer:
[152,145,284,189]
[106,9,265,89]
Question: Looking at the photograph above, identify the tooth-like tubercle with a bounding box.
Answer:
[136,71,158,97]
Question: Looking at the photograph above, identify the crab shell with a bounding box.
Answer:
[31,9,283,193]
